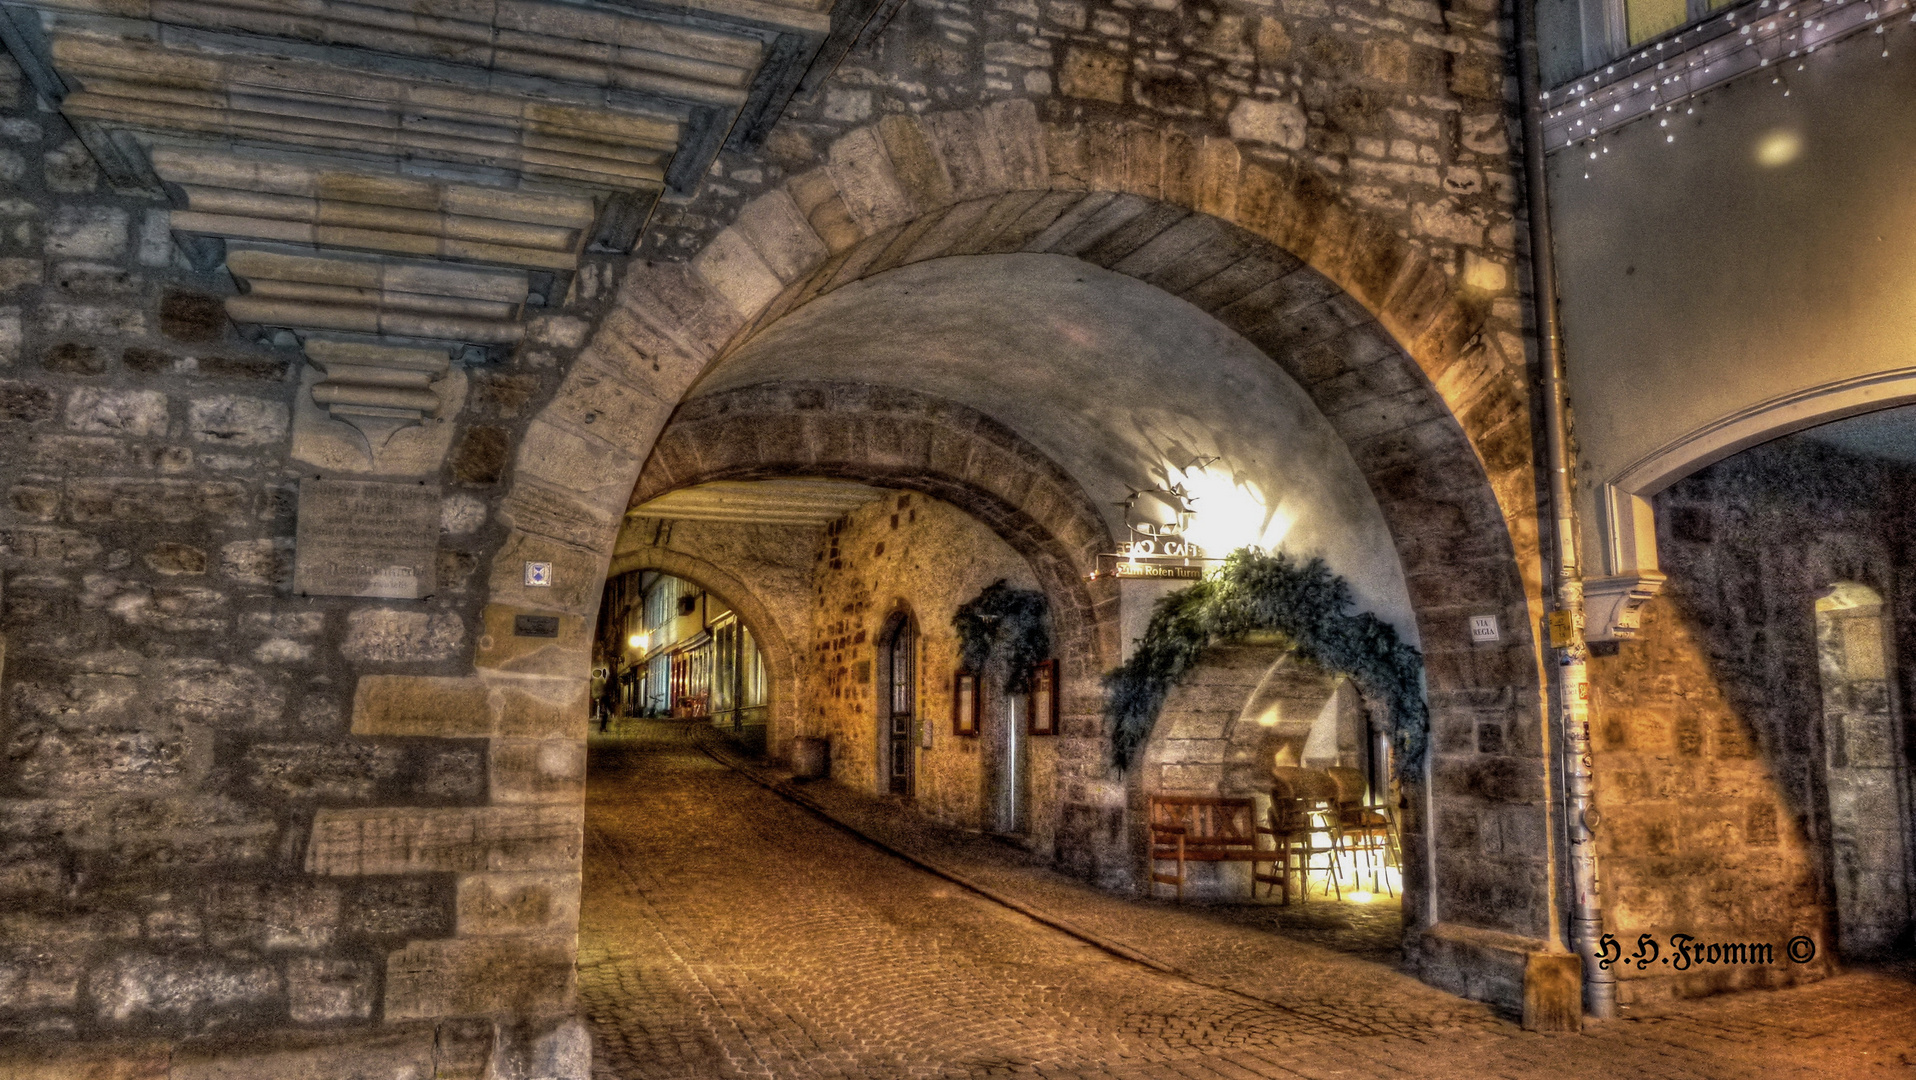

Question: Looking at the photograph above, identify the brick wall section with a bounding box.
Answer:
[1588,436,1916,1006]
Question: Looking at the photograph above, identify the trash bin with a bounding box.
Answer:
[791,736,830,781]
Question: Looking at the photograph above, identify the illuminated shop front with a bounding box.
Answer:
[595,570,769,744]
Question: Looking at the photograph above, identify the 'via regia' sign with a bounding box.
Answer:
[293,478,440,598]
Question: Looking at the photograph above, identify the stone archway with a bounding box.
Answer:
[502,105,1542,720]
[630,382,1119,673]
[1592,371,1916,640]
[458,101,1551,1019]
[602,544,803,753]
[628,381,1128,874]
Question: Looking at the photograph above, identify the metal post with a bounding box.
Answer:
[1514,0,1616,1019]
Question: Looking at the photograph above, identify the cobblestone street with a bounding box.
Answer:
[580,723,1916,1080]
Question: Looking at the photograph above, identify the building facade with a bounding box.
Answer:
[0,0,1906,1069]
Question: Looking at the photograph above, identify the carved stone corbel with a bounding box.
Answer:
[1586,485,1667,641]
[304,339,450,458]
[1583,572,1667,642]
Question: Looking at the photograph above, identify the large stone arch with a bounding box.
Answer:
[500,104,1534,606]
[497,101,1541,727]
[631,381,1119,672]
[472,101,1552,1011]
[627,381,1123,870]
[602,544,803,749]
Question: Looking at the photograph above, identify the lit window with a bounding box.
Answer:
[1627,0,1740,47]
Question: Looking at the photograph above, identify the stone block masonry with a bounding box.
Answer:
[1,0,1556,1060]
[0,41,620,1067]
[1589,435,1916,1006]
[805,491,1047,837]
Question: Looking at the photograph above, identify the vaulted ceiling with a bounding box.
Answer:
[684,253,1422,640]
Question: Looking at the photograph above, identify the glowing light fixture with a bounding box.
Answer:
[1755,128,1803,166]
[1176,463,1296,555]
[627,632,649,650]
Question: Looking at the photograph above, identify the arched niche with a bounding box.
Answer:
[1141,641,1390,901]
[1812,580,1915,957]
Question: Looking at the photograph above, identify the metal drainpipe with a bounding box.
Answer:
[1513,0,1616,1019]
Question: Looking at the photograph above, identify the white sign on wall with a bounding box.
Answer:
[1469,614,1501,644]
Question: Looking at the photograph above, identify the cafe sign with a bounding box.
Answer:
[1092,479,1214,581]
[1098,556,1204,580]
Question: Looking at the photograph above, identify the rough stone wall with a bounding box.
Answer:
[654,0,1522,302]
[1144,643,1340,797]
[0,0,1554,1057]
[1588,436,1916,1006]
[806,491,1050,836]
[0,53,617,1068]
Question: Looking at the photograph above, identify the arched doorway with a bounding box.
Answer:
[592,569,772,746]
[601,545,802,753]
[880,608,919,798]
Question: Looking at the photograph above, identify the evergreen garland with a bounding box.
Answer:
[1104,549,1428,775]
[953,580,1052,694]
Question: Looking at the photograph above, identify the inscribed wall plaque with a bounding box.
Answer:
[294,479,441,598]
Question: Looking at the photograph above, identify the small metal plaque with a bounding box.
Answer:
[293,478,440,599]
[513,614,560,638]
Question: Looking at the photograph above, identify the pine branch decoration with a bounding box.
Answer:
[1103,549,1428,775]
[953,580,1052,694]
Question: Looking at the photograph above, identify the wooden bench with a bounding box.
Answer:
[1148,795,1283,902]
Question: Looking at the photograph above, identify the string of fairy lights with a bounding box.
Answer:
[1538,0,1912,178]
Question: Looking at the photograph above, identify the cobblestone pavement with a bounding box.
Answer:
[580,721,1916,1079]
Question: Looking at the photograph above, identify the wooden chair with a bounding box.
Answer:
[1269,766,1344,901]
[1253,788,1313,904]
[1325,766,1399,896]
